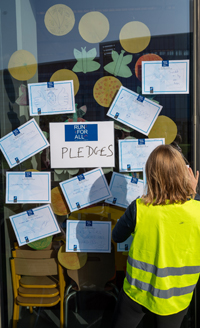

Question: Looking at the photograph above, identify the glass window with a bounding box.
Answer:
[0,0,195,327]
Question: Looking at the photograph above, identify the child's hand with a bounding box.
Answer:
[188,167,199,193]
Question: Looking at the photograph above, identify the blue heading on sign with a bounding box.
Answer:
[65,124,98,142]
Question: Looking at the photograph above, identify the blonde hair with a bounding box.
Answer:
[143,145,194,205]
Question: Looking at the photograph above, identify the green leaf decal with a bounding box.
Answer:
[104,50,133,78]
[72,47,100,74]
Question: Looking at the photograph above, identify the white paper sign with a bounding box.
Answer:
[142,60,189,94]
[105,172,143,208]
[9,204,61,246]
[50,121,115,168]
[0,118,49,168]
[107,86,162,135]
[119,138,165,172]
[60,168,112,212]
[6,171,51,204]
[117,235,133,252]
[66,220,111,252]
[28,80,75,116]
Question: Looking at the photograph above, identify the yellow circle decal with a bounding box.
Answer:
[44,4,75,36]
[79,11,109,43]
[148,115,177,144]
[58,245,87,269]
[50,69,79,95]
[93,76,122,107]
[8,50,37,81]
[119,21,151,54]
[51,186,70,216]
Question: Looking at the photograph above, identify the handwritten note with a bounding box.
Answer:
[28,80,75,116]
[0,118,49,168]
[119,138,165,172]
[9,204,60,246]
[50,121,115,168]
[6,172,51,204]
[107,86,162,135]
[117,235,133,252]
[142,60,189,94]
[66,220,111,252]
[105,172,143,208]
[60,168,112,212]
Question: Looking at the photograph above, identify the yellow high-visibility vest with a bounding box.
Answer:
[123,198,200,315]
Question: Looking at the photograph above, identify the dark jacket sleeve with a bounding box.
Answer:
[112,199,137,243]
[195,193,200,201]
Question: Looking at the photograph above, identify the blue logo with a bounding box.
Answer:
[162,60,169,67]
[37,108,41,114]
[86,221,92,226]
[25,172,32,178]
[131,177,138,184]
[150,87,154,93]
[74,245,77,251]
[27,210,34,216]
[15,157,20,163]
[65,124,98,142]
[47,82,54,88]
[114,112,119,119]
[127,164,131,171]
[25,236,29,243]
[112,197,117,204]
[13,129,20,136]
[76,202,80,208]
[77,174,85,181]
[13,196,17,202]
[138,139,145,145]
[137,95,144,103]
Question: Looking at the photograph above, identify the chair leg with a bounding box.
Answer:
[13,302,20,328]
[60,300,64,328]
[64,291,76,327]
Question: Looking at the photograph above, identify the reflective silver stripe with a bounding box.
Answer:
[128,256,200,277]
[126,272,196,299]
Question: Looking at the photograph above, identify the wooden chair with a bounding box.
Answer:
[10,247,65,328]
[65,243,118,327]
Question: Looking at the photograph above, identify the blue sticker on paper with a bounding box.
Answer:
[137,95,145,103]
[150,87,153,93]
[65,124,98,142]
[127,164,131,171]
[27,209,34,216]
[13,129,20,136]
[47,82,54,88]
[73,245,77,251]
[37,108,41,114]
[131,177,138,184]
[25,172,32,178]
[76,202,80,209]
[114,112,119,119]
[162,60,169,67]
[13,196,17,202]
[25,236,29,243]
[77,174,85,181]
[15,157,20,163]
[112,197,117,204]
[138,139,145,145]
[86,221,92,227]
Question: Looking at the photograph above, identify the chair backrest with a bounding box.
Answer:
[67,243,115,291]
[13,257,58,276]
[12,248,58,259]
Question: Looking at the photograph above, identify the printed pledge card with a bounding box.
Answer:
[50,122,115,168]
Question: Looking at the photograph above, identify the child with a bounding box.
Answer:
[112,145,200,328]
